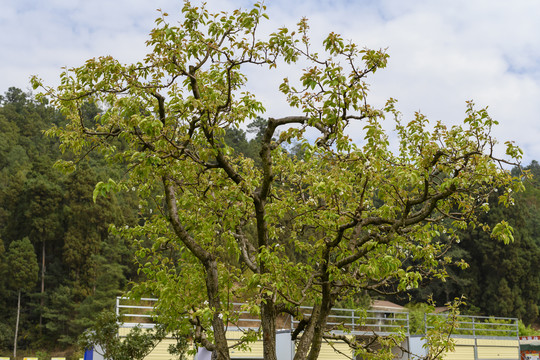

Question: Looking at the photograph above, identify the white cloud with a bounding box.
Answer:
[1,0,539,163]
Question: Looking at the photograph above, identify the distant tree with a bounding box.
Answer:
[0,238,12,351]
[246,116,267,143]
[7,237,39,358]
[41,285,74,345]
[21,171,64,328]
[70,254,129,338]
[78,310,186,360]
[34,2,524,359]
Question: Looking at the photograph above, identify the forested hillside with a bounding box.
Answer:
[410,161,540,323]
[0,87,538,355]
[0,88,140,352]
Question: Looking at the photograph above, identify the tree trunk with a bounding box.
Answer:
[261,298,277,360]
[306,300,332,360]
[40,241,45,328]
[14,290,20,359]
[293,304,321,360]
[306,253,334,360]
[295,247,334,360]
[205,260,230,360]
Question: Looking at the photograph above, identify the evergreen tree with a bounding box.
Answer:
[7,237,39,358]
[0,238,12,351]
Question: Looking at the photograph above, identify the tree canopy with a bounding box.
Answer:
[32,2,525,359]
[7,237,39,294]
[7,237,39,358]
[0,88,141,352]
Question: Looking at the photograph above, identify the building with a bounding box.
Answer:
[109,297,520,360]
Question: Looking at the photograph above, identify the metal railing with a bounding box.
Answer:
[116,297,157,326]
[424,313,519,339]
[115,297,409,335]
[115,297,518,339]
[292,306,409,336]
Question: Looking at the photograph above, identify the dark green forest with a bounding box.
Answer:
[0,88,140,354]
[0,87,539,356]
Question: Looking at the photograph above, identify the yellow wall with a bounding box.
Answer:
[225,331,352,360]
[119,327,187,360]
[477,339,519,360]
[145,338,181,360]
[317,341,352,360]
[227,330,264,359]
[119,326,519,360]
[443,338,519,360]
[443,345,475,360]
[454,338,476,346]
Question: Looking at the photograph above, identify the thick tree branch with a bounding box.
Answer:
[162,176,211,264]
[152,92,166,125]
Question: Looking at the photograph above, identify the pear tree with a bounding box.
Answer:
[33,2,524,359]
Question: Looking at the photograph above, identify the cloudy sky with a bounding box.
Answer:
[2,0,540,165]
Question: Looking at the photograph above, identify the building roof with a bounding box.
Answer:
[432,306,449,313]
[370,300,406,312]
